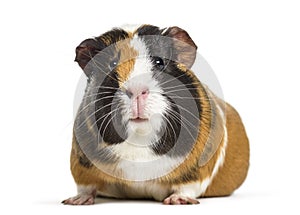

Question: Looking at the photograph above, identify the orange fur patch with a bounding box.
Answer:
[115,40,138,85]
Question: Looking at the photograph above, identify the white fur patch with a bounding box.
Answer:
[174,181,208,198]
[161,27,169,35]
[77,185,96,195]
[121,24,141,34]
[212,104,228,178]
[112,138,155,162]
[111,137,185,181]
[120,36,168,136]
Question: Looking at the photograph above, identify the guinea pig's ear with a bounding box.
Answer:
[163,27,197,69]
[75,38,105,76]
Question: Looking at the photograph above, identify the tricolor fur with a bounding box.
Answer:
[63,24,249,205]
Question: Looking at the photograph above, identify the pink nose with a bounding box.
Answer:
[126,87,149,119]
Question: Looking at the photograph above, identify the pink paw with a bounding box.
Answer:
[62,194,95,205]
[163,194,200,205]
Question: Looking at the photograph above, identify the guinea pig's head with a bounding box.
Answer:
[75,25,201,155]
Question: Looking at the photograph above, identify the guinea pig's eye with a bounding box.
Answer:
[109,60,118,70]
[152,56,165,70]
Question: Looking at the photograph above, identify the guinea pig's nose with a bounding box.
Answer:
[125,88,149,99]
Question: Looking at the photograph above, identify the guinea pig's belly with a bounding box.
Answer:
[97,181,170,201]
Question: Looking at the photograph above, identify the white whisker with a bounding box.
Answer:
[90,57,120,83]
[163,87,199,94]
[166,107,199,132]
[156,72,190,87]
[82,91,114,99]
[167,95,212,100]
[168,102,200,122]
[76,100,118,129]
[161,82,198,90]
[165,108,198,143]
[77,95,117,116]
[89,85,120,91]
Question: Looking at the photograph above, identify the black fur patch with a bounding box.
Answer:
[152,96,181,155]
[79,155,93,168]
[94,71,127,144]
[151,63,201,157]
[137,25,162,36]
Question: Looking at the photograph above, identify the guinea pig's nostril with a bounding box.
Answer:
[141,90,149,95]
[125,90,133,98]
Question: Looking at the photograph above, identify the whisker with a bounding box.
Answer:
[161,114,177,141]
[163,87,199,94]
[93,107,121,143]
[156,72,192,88]
[166,107,199,133]
[146,89,212,101]
[82,91,114,99]
[89,85,120,91]
[152,119,169,153]
[165,108,198,143]
[161,82,198,91]
[148,89,199,96]
[101,110,119,142]
[166,95,213,101]
[168,102,200,122]
[75,105,119,139]
[76,100,118,129]
[89,57,120,83]
[97,103,122,144]
[77,95,117,116]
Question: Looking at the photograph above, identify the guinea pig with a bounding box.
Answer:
[62,24,249,205]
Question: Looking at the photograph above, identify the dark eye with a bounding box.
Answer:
[109,60,118,70]
[152,57,165,70]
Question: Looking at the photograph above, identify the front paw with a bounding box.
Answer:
[62,194,95,205]
[163,194,200,205]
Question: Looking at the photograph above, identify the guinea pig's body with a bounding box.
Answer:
[63,25,249,205]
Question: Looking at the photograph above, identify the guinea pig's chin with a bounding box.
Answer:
[128,120,152,136]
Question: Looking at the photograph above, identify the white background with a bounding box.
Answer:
[1,0,299,214]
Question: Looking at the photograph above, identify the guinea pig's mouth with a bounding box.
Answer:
[129,117,149,123]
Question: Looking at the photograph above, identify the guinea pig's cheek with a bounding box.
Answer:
[148,113,164,132]
[146,94,168,130]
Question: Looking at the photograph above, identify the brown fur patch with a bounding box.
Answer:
[71,134,131,188]
[112,36,138,84]
[203,103,250,196]
[114,40,138,85]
